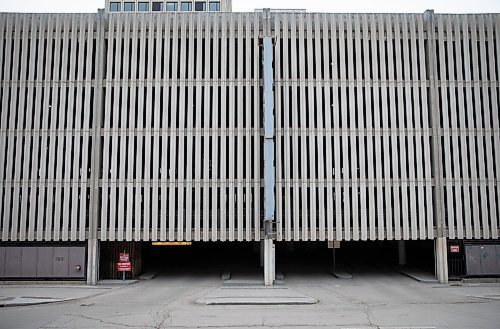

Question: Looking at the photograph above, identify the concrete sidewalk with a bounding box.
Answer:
[0,284,114,307]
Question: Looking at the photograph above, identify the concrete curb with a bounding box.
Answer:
[462,278,500,284]
[197,286,318,305]
[395,267,439,283]
[0,285,114,308]
[98,279,138,285]
[138,271,159,280]
[197,297,319,305]
[332,270,353,279]
[0,297,70,308]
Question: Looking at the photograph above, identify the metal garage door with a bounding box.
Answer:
[465,244,500,276]
[0,246,86,279]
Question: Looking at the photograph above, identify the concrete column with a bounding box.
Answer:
[260,240,264,267]
[328,241,340,270]
[332,248,336,270]
[86,10,106,286]
[398,240,407,266]
[424,11,447,243]
[264,239,275,286]
[434,237,449,284]
[86,239,99,285]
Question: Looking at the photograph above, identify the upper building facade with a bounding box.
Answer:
[0,10,499,283]
[105,0,232,13]
[0,10,498,244]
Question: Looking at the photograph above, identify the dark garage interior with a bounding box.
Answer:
[99,240,436,280]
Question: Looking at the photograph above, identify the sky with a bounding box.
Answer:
[0,0,499,13]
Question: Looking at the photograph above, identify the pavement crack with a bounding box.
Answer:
[69,313,153,328]
[362,303,380,329]
[323,287,380,328]
[153,310,172,329]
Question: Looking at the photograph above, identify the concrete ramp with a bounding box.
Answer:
[197,286,318,305]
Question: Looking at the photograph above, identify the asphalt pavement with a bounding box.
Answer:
[0,264,499,328]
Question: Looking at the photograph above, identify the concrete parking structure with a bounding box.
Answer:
[0,8,499,284]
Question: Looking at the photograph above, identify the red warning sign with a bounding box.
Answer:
[450,245,460,253]
[117,262,131,272]
[118,253,131,272]
[119,253,130,262]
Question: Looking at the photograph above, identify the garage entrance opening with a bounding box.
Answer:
[99,241,261,280]
[275,240,435,280]
[100,240,436,281]
[276,242,331,276]
[142,241,260,276]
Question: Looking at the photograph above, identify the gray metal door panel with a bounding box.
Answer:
[53,247,69,278]
[480,245,497,275]
[5,248,22,277]
[37,247,54,277]
[68,247,86,278]
[465,245,482,276]
[21,247,38,278]
[0,247,6,277]
[497,245,500,272]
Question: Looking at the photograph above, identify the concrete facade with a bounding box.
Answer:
[0,11,499,283]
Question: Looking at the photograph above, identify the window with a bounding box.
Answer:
[209,2,220,11]
[138,2,149,11]
[180,2,192,11]
[166,2,178,11]
[152,2,163,11]
[109,2,121,12]
[195,1,206,11]
[124,2,135,11]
